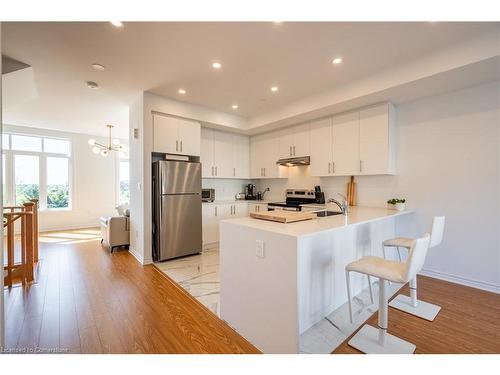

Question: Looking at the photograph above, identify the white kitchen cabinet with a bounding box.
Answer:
[278,123,310,158]
[309,118,333,177]
[202,204,218,246]
[152,113,200,156]
[202,202,251,247]
[359,103,396,175]
[332,111,360,176]
[250,132,285,179]
[248,202,268,213]
[201,128,250,179]
[201,128,215,178]
[233,134,250,178]
[213,130,234,178]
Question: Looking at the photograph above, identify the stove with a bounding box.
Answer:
[268,189,317,211]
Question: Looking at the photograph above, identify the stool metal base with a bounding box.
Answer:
[348,325,416,354]
[389,294,441,321]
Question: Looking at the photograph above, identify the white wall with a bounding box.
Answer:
[257,82,500,292]
[3,125,121,232]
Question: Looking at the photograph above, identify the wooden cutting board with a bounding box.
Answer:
[250,210,317,223]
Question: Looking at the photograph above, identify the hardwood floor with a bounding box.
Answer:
[333,275,500,354]
[3,229,259,354]
[4,229,499,354]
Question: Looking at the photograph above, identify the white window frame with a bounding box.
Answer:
[2,132,73,211]
[116,155,130,206]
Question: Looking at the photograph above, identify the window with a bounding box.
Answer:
[14,155,40,204]
[2,132,72,210]
[118,159,130,205]
[46,157,69,208]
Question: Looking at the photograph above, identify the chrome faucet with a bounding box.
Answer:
[327,193,349,216]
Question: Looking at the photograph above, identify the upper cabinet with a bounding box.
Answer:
[309,118,333,177]
[359,104,395,175]
[201,128,250,179]
[250,132,286,179]
[153,113,201,156]
[309,103,395,177]
[278,123,310,158]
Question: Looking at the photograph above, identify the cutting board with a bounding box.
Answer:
[250,210,317,223]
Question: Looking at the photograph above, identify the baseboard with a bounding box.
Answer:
[128,248,145,265]
[420,268,500,294]
[40,224,99,233]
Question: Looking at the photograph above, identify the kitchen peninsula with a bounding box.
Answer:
[219,206,414,353]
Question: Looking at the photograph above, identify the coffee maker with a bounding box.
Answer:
[245,184,257,200]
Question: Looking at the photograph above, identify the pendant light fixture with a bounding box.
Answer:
[88,125,127,157]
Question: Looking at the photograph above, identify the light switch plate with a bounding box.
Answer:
[255,240,265,258]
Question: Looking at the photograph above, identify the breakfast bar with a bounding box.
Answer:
[219,206,414,353]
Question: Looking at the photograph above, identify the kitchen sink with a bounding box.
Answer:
[315,210,343,217]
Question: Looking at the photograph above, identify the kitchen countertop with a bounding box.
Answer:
[221,206,414,237]
[202,199,272,205]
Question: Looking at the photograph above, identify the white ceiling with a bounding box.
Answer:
[2,22,499,137]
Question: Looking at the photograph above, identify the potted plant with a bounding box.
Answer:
[387,198,406,211]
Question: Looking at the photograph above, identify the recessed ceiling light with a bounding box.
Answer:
[110,21,123,27]
[91,63,105,71]
[212,62,222,69]
[232,104,238,109]
[178,89,186,95]
[271,86,279,92]
[86,81,99,89]
[332,57,343,64]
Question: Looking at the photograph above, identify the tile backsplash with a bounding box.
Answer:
[202,179,257,201]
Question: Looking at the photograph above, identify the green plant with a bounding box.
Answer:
[387,198,406,205]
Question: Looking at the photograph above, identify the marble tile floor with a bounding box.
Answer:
[299,281,404,354]
[154,248,221,316]
[154,248,404,353]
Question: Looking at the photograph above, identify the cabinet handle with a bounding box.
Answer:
[215,166,217,176]
[293,146,296,156]
[233,167,235,177]
[211,166,214,176]
[332,162,335,174]
[263,168,265,177]
[176,140,178,152]
[180,140,183,152]
[289,146,292,156]
[359,160,362,172]
[215,206,218,216]
[328,162,331,174]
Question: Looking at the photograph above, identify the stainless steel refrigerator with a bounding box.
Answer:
[152,160,202,262]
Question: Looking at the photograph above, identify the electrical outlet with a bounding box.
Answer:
[255,240,265,258]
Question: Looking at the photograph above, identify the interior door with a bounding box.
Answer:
[309,118,332,176]
[159,194,202,260]
[332,112,360,176]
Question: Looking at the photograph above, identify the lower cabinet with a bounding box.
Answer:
[247,203,268,213]
[202,202,252,247]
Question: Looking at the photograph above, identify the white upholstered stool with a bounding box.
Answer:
[345,234,431,354]
[383,216,445,321]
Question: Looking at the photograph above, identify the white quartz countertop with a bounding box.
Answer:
[221,206,415,237]
[203,199,272,205]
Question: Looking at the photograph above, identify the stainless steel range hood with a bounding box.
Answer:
[276,156,310,167]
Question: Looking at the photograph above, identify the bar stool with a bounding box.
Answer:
[383,216,445,321]
[345,234,431,354]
